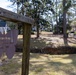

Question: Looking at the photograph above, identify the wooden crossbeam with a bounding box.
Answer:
[0,7,33,75]
[0,7,34,24]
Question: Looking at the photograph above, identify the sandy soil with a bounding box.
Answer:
[17,32,76,49]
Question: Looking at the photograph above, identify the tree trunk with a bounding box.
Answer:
[51,18,54,32]
[63,0,68,46]
[56,0,59,34]
[36,24,39,38]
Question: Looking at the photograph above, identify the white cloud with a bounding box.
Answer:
[0,0,13,11]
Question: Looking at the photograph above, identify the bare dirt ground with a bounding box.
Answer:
[17,31,76,49]
[0,32,76,75]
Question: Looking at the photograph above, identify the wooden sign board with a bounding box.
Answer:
[0,29,18,59]
[0,7,34,24]
[0,7,33,75]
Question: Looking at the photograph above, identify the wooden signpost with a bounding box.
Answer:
[0,7,34,75]
[0,29,18,59]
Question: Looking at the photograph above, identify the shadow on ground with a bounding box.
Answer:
[29,53,76,75]
[0,53,76,75]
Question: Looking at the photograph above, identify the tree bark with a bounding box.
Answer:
[63,0,68,46]
[56,0,59,34]
[36,24,39,38]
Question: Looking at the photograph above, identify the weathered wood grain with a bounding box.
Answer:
[0,7,34,24]
[22,23,31,75]
[0,7,33,75]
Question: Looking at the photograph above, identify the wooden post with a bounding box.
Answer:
[22,23,31,75]
[0,7,34,75]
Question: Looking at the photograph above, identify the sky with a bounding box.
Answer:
[0,0,13,11]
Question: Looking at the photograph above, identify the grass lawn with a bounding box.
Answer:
[0,32,76,75]
[0,53,76,75]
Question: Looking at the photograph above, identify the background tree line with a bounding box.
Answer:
[8,0,76,45]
